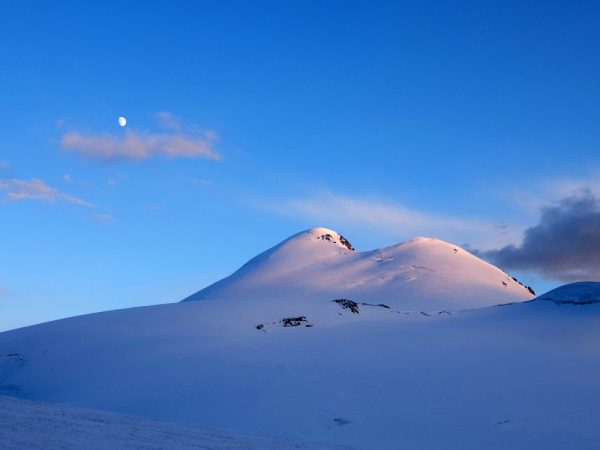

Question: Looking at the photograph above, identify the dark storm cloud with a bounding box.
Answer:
[482,191,600,282]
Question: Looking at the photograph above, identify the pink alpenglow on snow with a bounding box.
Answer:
[183,227,535,310]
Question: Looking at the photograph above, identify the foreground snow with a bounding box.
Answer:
[0,396,349,450]
[2,296,600,449]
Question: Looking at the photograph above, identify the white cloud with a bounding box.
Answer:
[505,171,600,213]
[0,178,91,206]
[155,111,182,131]
[62,131,220,162]
[61,113,221,163]
[264,191,522,249]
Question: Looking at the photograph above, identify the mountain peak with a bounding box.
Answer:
[405,236,445,245]
[182,228,535,308]
[305,227,355,251]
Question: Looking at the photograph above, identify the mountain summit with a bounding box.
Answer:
[183,227,535,310]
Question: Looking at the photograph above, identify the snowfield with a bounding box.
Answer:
[1,228,599,449]
[0,395,351,449]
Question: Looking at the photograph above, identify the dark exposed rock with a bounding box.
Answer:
[281,316,308,327]
[256,317,314,331]
[362,302,390,309]
[339,234,355,251]
[333,299,360,314]
[319,233,334,242]
[506,274,535,295]
[317,233,355,251]
[333,299,391,314]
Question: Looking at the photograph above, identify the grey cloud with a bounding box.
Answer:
[482,191,600,282]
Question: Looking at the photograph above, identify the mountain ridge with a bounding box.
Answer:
[182,226,535,310]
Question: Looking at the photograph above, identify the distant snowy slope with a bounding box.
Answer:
[536,281,600,304]
[0,396,351,450]
[183,227,535,310]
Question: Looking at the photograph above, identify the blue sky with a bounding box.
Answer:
[1,1,599,331]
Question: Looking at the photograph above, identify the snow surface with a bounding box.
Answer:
[183,227,535,310]
[536,281,600,304]
[1,297,600,449]
[0,395,350,449]
[1,229,598,449]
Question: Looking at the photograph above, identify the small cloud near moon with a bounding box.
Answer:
[118,116,127,127]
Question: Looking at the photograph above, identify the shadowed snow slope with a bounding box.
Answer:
[536,281,600,304]
[183,227,535,310]
[0,396,350,450]
[1,296,600,449]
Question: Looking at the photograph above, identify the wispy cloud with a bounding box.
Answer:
[63,174,92,188]
[0,178,91,206]
[480,190,600,282]
[60,113,221,163]
[504,171,600,213]
[264,191,521,248]
[155,111,182,131]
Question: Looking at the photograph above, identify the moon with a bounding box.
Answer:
[118,116,127,127]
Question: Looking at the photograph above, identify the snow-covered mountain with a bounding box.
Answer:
[183,227,535,310]
[536,281,600,304]
[1,229,599,449]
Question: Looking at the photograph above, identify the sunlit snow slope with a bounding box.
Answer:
[183,227,535,310]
